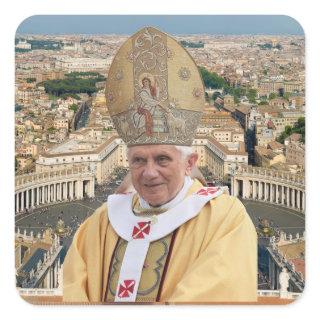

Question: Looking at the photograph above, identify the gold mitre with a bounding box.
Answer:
[105,26,205,146]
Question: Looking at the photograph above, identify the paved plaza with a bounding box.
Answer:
[15,183,305,252]
[15,181,118,249]
[242,199,305,236]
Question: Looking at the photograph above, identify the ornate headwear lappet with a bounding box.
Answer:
[105,26,205,146]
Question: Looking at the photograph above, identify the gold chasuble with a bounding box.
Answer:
[63,179,257,303]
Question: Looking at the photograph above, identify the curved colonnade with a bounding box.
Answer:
[15,167,95,214]
[231,165,305,212]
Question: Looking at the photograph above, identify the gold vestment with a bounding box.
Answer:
[63,180,257,303]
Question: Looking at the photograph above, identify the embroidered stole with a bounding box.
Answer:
[106,186,226,302]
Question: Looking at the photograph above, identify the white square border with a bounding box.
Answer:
[1,1,319,319]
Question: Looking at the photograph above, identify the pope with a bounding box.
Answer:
[63,26,257,304]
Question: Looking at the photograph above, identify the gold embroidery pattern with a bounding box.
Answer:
[106,234,173,302]
[178,67,191,81]
[114,69,124,81]
[106,26,205,146]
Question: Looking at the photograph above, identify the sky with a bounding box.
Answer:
[16,15,304,36]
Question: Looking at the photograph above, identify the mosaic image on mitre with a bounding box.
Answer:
[106,27,205,146]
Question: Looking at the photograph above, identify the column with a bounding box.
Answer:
[233,178,238,197]
[246,179,250,199]
[286,187,290,207]
[243,179,247,199]
[302,192,305,212]
[66,182,69,200]
[258,181,262,200]
[57,182,62,201]
[53,183,56,202]
[26,189,29,209]
[268,183,271,202]
[273,184,276,203]
[41,186,44,203]
[264,183,267,201]
[46,269,50,288]
[16,193,19,213]
[76,181,79,199]
[231,177,235,196]
[37,187,40,206]
[297,190,301,210]
[77,180,83,199]
[281,185,285,205]
[60,183,63,201]
[90,179,95,197]
[235,179,239,197]
[276,184,279,204]
[56,183,59,201]
[44,185,47,203]
[63,182,68,200]
[51,266,54,288]
[48,185,51,203]
[49,267,53,288]
[270,184,273,202]
[291,188,296,209]
[252,181,256,200]
[67,182,70,200]
[269,260,275,289]
[60,183,63,200]
[31,188,35,208]
[21,191,25,211]
[70,181,74,200]
[53,262,57,287]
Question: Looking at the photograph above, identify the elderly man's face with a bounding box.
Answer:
[128,145,198,207]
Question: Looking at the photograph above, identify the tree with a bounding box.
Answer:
[47,127,56,133]
[69,104,78,112]
[26,78,36,83]
[179,40,204,48]
[269,92,277,100]
[199,67,227,89]
[212,91,221,101]
[231,87,246,99]
[296,117,305,128]
[285,125,292,136]
[276,118,305,144]
[283,92,291,101]
[15,104,22,112]
[234,96,240,104]
[247,89,257,103]
[40,77,99,97]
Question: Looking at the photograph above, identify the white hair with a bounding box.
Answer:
[126,145,194,160]
[174,145,194,160]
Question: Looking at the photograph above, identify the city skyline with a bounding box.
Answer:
[16,15,304,36]
[14,23,305,302]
